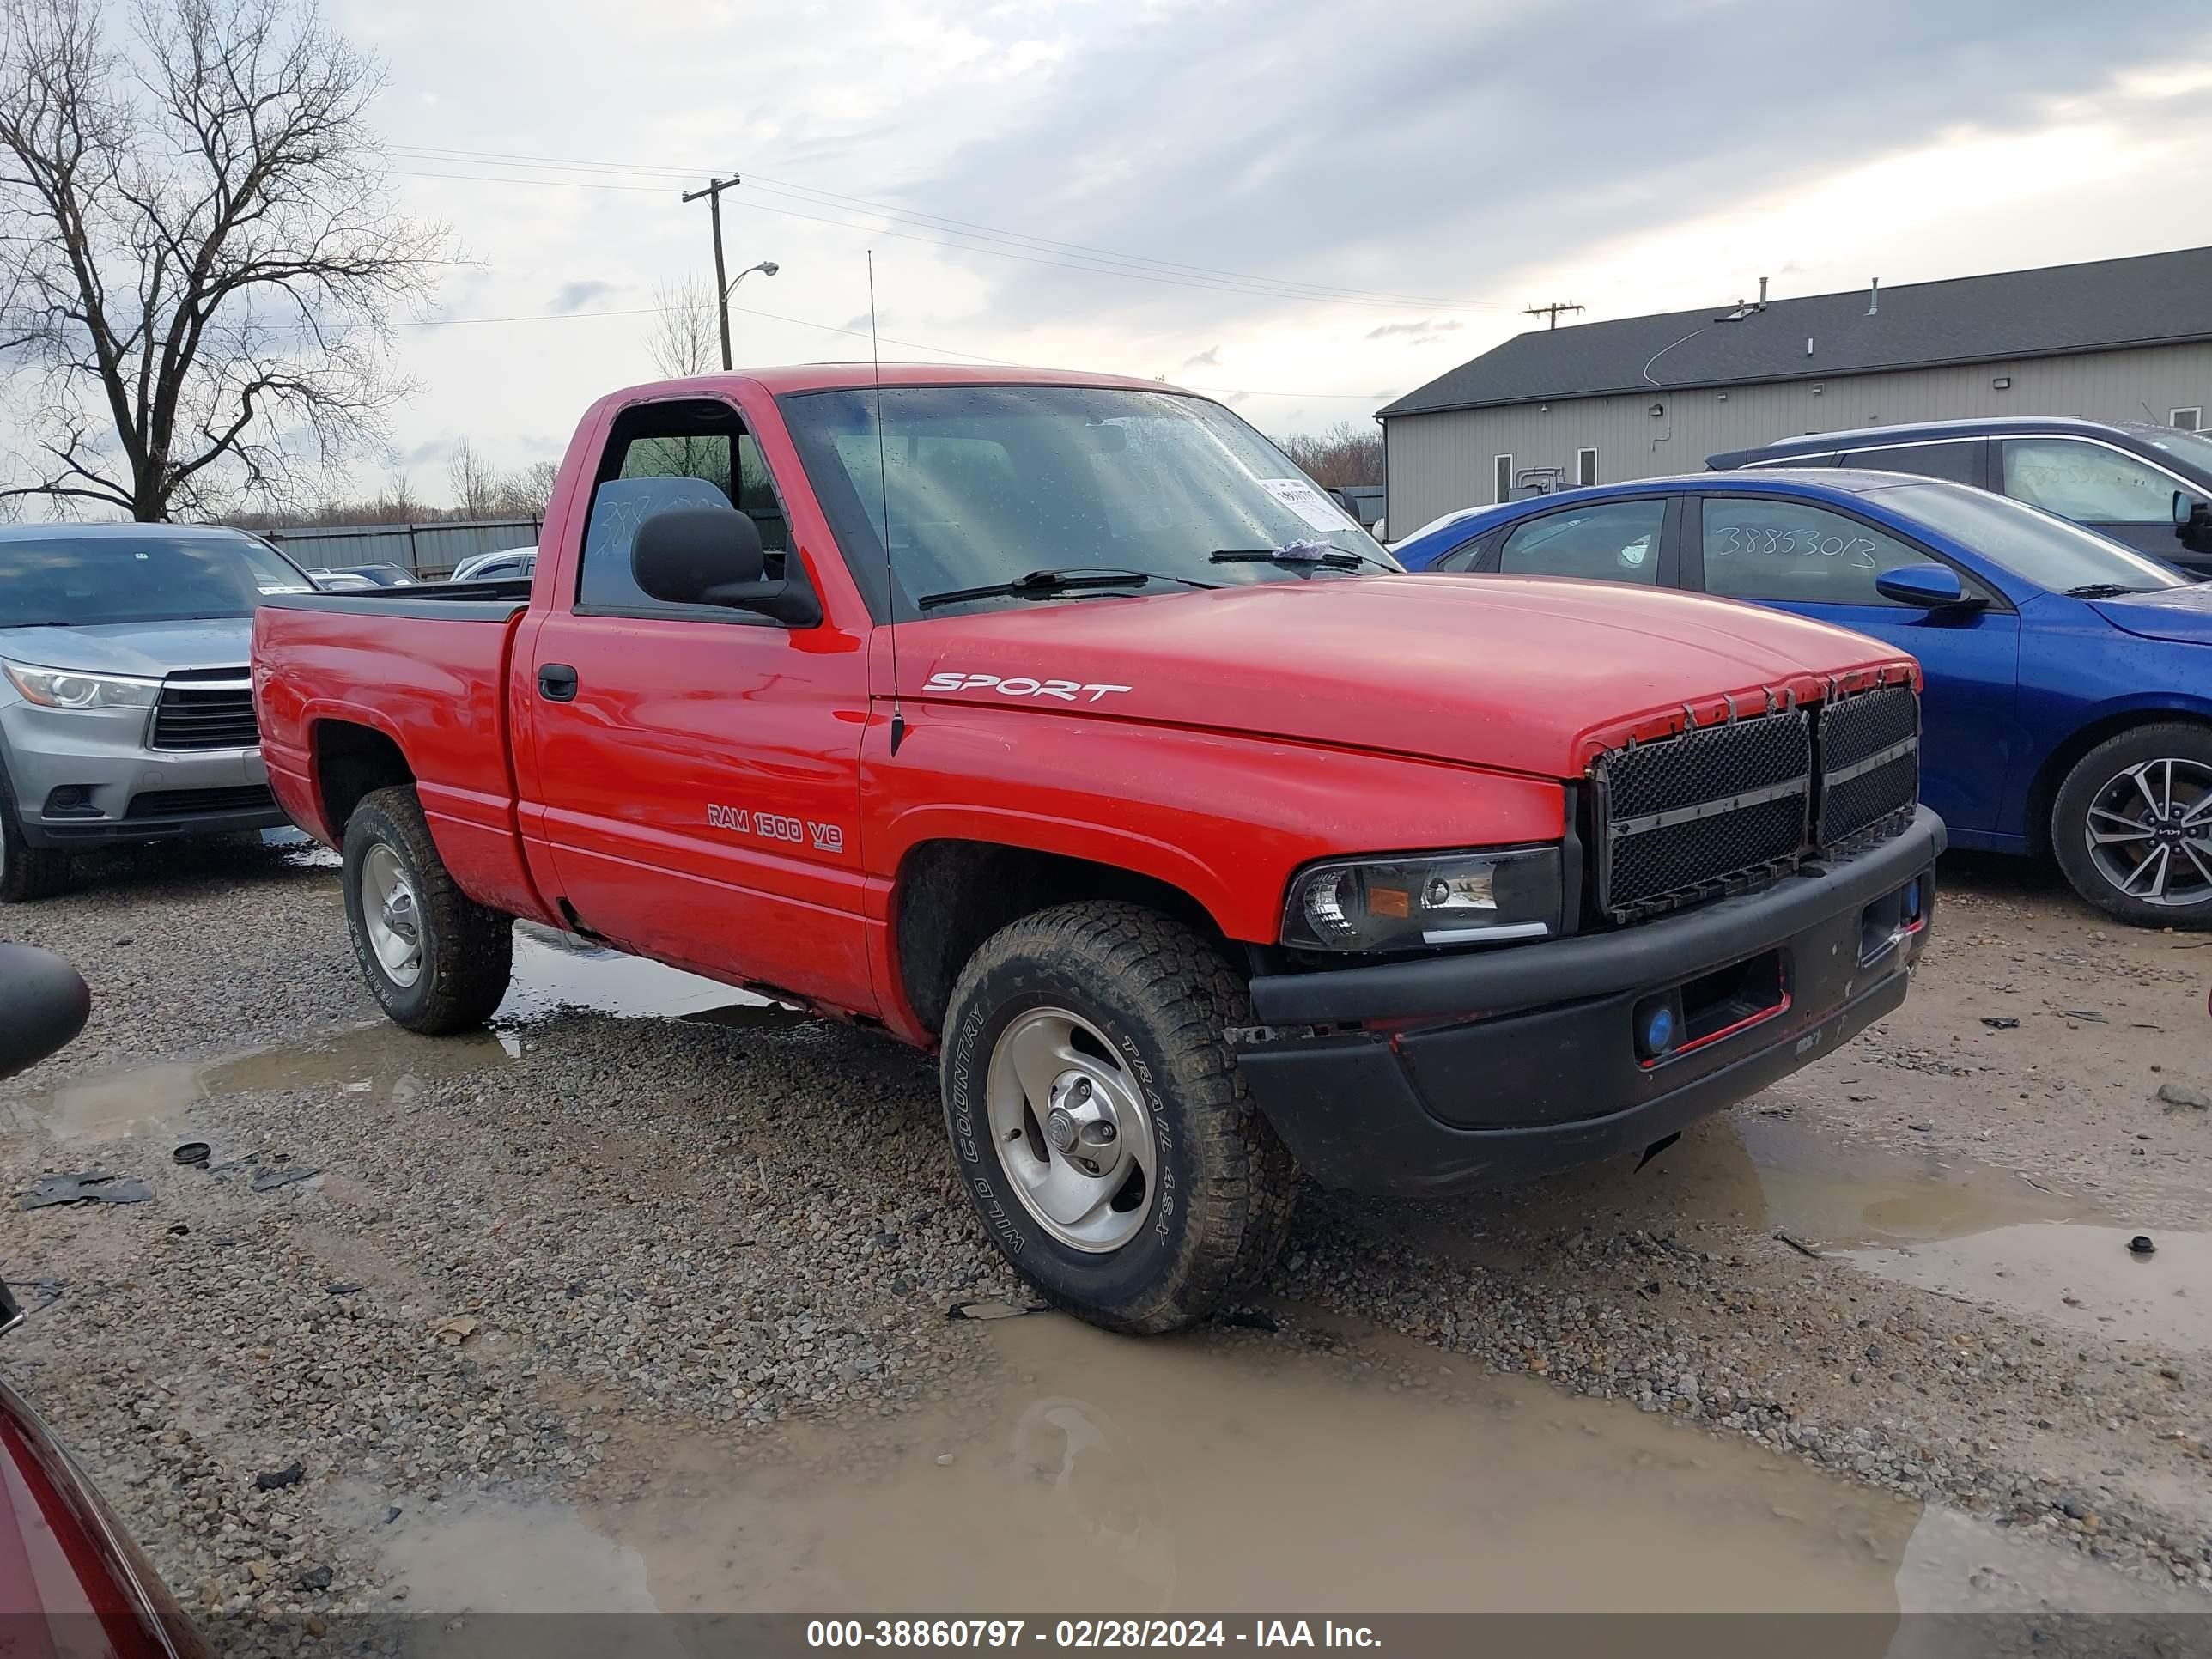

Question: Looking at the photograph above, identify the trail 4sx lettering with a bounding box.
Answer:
[922,671,1133,703]
[705,803,845,854]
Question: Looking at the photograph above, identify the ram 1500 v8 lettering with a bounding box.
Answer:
[253,366,1943,1332]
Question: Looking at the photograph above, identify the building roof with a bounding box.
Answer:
[1378,246,2212,420]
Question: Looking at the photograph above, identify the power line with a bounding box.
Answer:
[390,295,1383,401]
[386,146,1502,313]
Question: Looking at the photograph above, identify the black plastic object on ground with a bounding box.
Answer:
[0,944,90,1084]
[2129,1234,2157,1255]
[18,1173,153,1210]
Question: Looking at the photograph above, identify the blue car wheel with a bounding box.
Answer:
[2051,723,2212,927]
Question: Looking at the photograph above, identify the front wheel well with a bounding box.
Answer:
[2026,710,2212,855]
[892,840,1230,1038]
[313,720,415,842]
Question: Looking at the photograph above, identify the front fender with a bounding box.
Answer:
[863,707,1567,945]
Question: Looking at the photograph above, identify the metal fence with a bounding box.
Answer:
[259,518,542,579]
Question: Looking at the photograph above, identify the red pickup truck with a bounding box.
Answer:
[254,365,1942,1331]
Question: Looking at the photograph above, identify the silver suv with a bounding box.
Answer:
[0,524,309,901]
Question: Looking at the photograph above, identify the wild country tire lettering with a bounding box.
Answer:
[955,1005,1024,1255]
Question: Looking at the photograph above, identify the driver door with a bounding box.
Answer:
[520,395,874,1008]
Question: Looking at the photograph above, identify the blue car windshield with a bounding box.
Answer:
[1867,484,2189,594]
[0,534,313,627]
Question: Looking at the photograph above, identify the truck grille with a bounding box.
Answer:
[151,672,258,751]
[1816,684,1920,852]
[1592,684,1918,923]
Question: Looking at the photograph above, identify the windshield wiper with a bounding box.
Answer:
[916,567,1218,611]
[1209,540,1389,572]
[2063,583,2158,599]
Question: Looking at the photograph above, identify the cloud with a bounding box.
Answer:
[903,0,2209,333]
[548,279,617,315]
[300,0,2212,495]
[1366,319,1463,345]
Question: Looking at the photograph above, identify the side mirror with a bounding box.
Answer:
[0,944,91,1085]
[1875,562,1983,611]
[630,506,818,625]
[2173,490,2210,541]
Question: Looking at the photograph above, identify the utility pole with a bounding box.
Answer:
[1523,301,1585,330]
[683,173,740,370]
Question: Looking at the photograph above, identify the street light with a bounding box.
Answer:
[721,260,778,369]
[726,259,779,296]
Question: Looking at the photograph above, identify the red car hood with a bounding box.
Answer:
[901,574,1917,776]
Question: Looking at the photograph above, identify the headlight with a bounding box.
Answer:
[2,660,162,710]
[1282,847,1563,953]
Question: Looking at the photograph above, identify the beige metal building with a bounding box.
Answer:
[1376,246,2212,537]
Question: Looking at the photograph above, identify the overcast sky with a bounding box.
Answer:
[330,0,2212,502]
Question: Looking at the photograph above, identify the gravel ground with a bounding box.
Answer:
[2,840,2208,1645]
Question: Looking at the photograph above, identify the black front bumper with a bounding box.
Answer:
[1237,805,1944,1197]
[23,804,287,848]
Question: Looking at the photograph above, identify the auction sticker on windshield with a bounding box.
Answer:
[1257,477,1355,534]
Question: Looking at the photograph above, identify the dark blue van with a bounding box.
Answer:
[1709,416,2212,578]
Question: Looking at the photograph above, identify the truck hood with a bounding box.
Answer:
[903,574,1915,777]
[2089,582,2212,646]
[0,617,252,678]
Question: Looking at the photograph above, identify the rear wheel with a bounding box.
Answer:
[2051,724,2212,928]
[940,901,1297,1334]
[0,758,75,903]
[341,785,514,1031]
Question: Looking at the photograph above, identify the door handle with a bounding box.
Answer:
[538,664,579,702]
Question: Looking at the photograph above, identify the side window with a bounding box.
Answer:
[1492,454,1511,504]
[1839,441,1978,485]
[2171,408,2201,433]
[1498,499,1664,584]
[1429,536,1486,574]
[2001,438,2177,525]
[578,404,793,613]
[1700,498,1924,605]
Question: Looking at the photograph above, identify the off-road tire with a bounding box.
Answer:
[342,785,514,1032]
[0,756,74,903]
[2051,722,2212,930]
[940,901,1297,1334]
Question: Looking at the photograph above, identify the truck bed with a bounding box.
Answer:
[253,587,549,922]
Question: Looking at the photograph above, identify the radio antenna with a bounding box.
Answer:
[870,250,906,756]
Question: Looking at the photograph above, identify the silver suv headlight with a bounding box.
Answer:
[1282,846,1563,953]
[2,660,162,710]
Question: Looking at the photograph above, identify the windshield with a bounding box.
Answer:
[780,385,1395,617]
[0,532,313,628]
[1868,483,2189,595]
[2131,422,2212,476]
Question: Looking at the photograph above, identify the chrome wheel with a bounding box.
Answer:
[360,842,424,986]
[2085,757,2212,908]
[985,1006,1156,1253]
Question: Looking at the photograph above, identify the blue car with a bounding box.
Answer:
[1394,471,2212,927]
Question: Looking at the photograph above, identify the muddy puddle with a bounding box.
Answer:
[1845,1224,2209,1354]
[361,1314,2204,1622]
[11,927,804,1144]
[9,1023,517,1143]
[501,924,803,1030]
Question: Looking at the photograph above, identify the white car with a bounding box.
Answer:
[449,546,538,583]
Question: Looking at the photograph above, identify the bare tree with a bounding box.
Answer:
[446,437,497,517]
[1273,421,1383,489]
[492,459,556,518]
[0,0,450,520]
[645,276,718,379]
